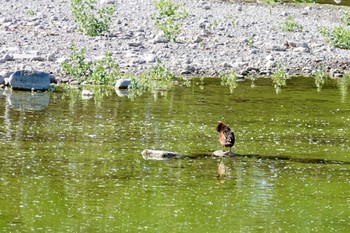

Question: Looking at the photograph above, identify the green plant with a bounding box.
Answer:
[271,64,287,94]
[27,8,36,16]
[70,0,116,36]
[89,52,121,85]
[247,36,254,48]
[62,45,121,85]
[62,45,92,81]
[279,16,303,32]
[314,65,328,91]
[319,11,350,50]
[129,59,176,97]
[151,0,188,42]
[221,70,238,93]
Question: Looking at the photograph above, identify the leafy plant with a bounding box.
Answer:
[129,59,176,97]
[70,0,116,36]
[27,8,36,16]
[247,36,254,48]
[62,45,92,81]
[314,65,328,91]
[151,0,188,41]
[62,45,121,85]
[271,64,287,94]
[319,11,350,49]
[90,52,121,85]
[221,70,238,93]
[279,16,303,32]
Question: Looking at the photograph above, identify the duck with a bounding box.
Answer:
[216,121,235,152]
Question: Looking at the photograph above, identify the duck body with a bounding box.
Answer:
[216,122,235,151]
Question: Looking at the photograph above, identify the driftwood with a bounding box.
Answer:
[142,149,182,160]
[212,150,235,157]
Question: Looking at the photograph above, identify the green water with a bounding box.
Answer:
[0,77,349,232]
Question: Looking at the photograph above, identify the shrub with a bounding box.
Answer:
[129,59,176,97]
[319,11,350,50]
[271,64,287,94]
[62,45,121,85]
[221,71,238,93]
[151,0,188,42]
[71,0,116,36]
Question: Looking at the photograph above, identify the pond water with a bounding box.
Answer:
[0,77,349,232]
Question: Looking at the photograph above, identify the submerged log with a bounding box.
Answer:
[213,150,235,157]
[142,149,182,160]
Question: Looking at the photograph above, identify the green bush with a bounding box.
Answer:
[129,60,176,97]
[221,71,238,93]
[151,0,188,41]
[62,45,121,85]
[271,64,287,94]
[71,0,116,36]
[319,11,350,50]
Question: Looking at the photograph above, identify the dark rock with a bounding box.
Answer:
[142,149,182,160]
[9,70,52,91]
[115,79,131,89]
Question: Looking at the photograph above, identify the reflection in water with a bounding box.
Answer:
[338,74,350,103]
[217,160,226,179]
[4,89,50,111]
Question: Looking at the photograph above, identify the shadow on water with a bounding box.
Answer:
[189,152,350,165]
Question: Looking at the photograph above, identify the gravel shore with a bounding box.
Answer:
[1,0,350,81]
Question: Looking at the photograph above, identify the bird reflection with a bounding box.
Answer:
[217,160,226,179]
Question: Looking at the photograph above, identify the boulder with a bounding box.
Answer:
[142,149,182,160]
[9,70,52,91]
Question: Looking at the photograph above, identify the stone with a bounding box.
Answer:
[142,149,182,160]
[115,79,131,89]
[0,75,4,85]
[143,54,157,63]
[9,70,52,91]
[213,150,235,157]
[82,89,94,96]
[100,0,117,4]
[2,53,13,62]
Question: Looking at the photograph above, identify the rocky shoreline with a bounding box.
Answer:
[1,0,350,84]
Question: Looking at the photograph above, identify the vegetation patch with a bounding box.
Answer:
[151,0,188,42]
[62,44,122,85]
[319,11,350,50]
[71,0,116,36]
[279,16,303,32]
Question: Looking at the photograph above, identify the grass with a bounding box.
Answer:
[70,0,116,36]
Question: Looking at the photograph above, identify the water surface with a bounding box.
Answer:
[0,77,349,232]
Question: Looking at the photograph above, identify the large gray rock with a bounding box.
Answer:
[142,149,182,160]
[9,70,52,91]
